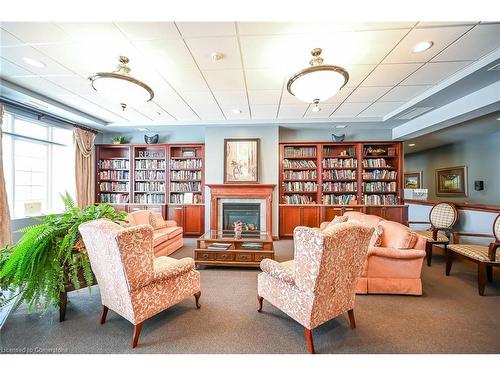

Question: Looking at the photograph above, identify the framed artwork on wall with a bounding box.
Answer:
[224,138,260,184]
[404,171,423,189]
[436,166,467,197]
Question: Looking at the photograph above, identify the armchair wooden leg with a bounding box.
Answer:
[445,249,453,276]
[486,266,493,282]
[100,305,109,324]
[347,309,356,329]
[194,291,201,309]
[132,323,143,349]
[257,295,263,312]
[425,242,433,267]
[59,291,67,322]
[304,328,315,354]
[478,263,487,296]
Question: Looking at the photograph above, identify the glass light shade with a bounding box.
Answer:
[91,76,152,105]
[289,68,347,103]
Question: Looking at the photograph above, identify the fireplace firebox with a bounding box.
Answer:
[222,203,260,232]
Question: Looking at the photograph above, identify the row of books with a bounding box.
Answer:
[283,147,316,157]
[363,181,397,192]
[134,193,165,204]
[322,194,356,205]
[362,170,397,180]
[282,194,315,204]
[135,160,166,170]
[283,170,317,180]
[323,147,355,157]
[134,182,165,192]
[170,170,202,180]
[99,193,129,204]
[170,159,203,169]
[322,158,357,168]
[135,170,165,180]
[362,159,391,168]
[322,182,357,192]
[99,182,129,192]
[98,170,129,180]
[170,193,203,204]
[322,170,356,180]
[363,194,398,205]
[99,159,129,170]
[170,182,202,192]
[283,159,317,168]
[283,182,317,192]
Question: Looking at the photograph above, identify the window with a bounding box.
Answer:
[2,111,76,219]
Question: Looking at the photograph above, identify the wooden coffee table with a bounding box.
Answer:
[195,230,274,268]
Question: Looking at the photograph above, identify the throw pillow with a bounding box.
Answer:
[323,216,350,235]
[369,225,384,247]
[150,212,168,229]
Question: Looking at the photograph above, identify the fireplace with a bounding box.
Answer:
[222,203,261,232]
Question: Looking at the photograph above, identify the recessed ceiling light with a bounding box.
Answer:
[137,128,149,131]
[211,52,224,61]
[413,41,434,53]
[232,108,242,114]
[22,57,46,68]
[335,124,348,129]
[408,143,416,147]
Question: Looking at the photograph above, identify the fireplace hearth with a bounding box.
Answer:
[222,203,260,232]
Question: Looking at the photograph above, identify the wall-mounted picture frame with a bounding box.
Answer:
[436,166,467,197]
[224,138,260,184]
[404,171,423,189]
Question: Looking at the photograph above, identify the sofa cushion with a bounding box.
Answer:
[131,210,152,226]
[323,215,348,233]
[153,227,183,247]
[379,220,418,249]
[122,213,137,227]
[344,211,365,222]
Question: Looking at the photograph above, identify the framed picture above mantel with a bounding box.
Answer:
[224,138,260,184]
[436,166,468,197]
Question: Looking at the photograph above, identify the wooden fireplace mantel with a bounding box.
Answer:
[207,184,276,232]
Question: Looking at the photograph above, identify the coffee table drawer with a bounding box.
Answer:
[235,253,253,262]
[215,252,234,261]
[254,253,271,262]
[196,252,215,261]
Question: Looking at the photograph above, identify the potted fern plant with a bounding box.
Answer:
[0,193,127,319]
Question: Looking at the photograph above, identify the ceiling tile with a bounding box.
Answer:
[432,24,500,62]
[239,35,293,71]
[175,22,236,37]
[185,37,241,70]
[163,69,208,92]
[331,102,371,117]
[0,57,34,77]
[153,86,199,121]
[344,65,376,87]
[278,104,308,119]
[247,90,282,105]
[378,85,432,102]
[1,22,69,45]
[416,21,478,28]
[345,86,392,102]
[56,23,126,42]
[245,69,284,90]
[321,87,356,104]
[304,104,338,118]
[115,22,180,40]
[118,107,152,122]
[280,90,305,105]
[401,61,471,85]
[212,91,248,107]
[251,104,278,120]
[179,91,224,120]
[133,101,176,121]
[203,69,245,91]
[361,63,422,86]
[50,94,126,122]
[357,102,405,117]
[0,28,24,46]
[221,105,251,120]
[384,25,473,63]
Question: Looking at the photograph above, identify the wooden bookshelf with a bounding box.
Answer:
[133,145,167,205]
[96,145,131,204]
[279,141,406,237]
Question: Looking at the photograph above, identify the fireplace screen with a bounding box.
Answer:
[222,203,260,232]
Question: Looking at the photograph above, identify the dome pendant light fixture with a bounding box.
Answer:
[89,56,154,108]
[287,48,349,105]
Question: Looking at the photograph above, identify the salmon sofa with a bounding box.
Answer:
[320,211,426,295]
[125,210,183,257]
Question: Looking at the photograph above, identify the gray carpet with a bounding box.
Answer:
[1,239,499,354]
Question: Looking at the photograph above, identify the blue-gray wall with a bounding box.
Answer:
[404,132,500,204]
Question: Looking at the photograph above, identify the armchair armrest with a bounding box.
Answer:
[260,259,295,285]
[154,257,195,281]
[368,246,426,260]
[319,222,329,230]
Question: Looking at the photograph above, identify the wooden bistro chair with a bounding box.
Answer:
[410,202,458,266]
[446,213,500,296]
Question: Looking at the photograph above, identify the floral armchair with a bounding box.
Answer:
[79,219,201,348]
[257,222,374,354]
